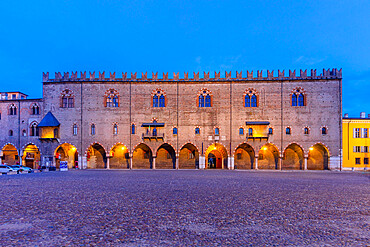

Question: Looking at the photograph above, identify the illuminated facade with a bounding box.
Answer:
[0,68,342,170]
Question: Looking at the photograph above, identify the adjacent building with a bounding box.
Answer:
[0,68,342,170]
[342,112,370,170]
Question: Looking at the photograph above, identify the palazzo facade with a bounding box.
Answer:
[0,68,342,170]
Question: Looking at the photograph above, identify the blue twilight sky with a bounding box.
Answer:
[0,0,369,116]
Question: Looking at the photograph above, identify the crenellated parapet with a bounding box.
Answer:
[42,68,342,83]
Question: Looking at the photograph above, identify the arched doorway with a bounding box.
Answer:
[258,143,279,169]
[55,143,78,169]
[308,143,329,170]
[234,143,255,169]
[132,143,153,169]
[110,144,129,169]
[179,143,199,169]
[22,144,41,169]
[1,144,19,166]
[156,143,176,169]
[205,143,228,169]
[283,143,304,170]
[86,143,107,169]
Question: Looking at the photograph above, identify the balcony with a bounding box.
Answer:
[142,132,164,141]
[246,133,269,141]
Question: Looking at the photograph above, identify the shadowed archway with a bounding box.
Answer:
[132,143,153,169]
[283,143,304,170]
[308,143,329,170]
[110,144,129,169]
[87,143,107,169]
[258,143,279,169]
[156,143,176,169]
[205,143,228,169]
[179,143,199,169]
[234,143,255,169]
[55,143,78,169]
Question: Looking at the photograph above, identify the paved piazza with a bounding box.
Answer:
[0,170,369,246]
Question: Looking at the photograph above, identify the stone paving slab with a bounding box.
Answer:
[0,170,369,246]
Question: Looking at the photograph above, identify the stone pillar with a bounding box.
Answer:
[152,156,156,169]
[106,157,110,169]
[222,158,224,169]
[255,156,258,170]
[130,156,133,169]
[304,156,308,170]
[82,155,87,169]
[279,156,283,170]
[78,155,82,169]
[176,155,179,169]
[199,155,206,169]
[228,156,234,170]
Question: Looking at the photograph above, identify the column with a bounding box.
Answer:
[304,156,308,170]
[106,157,110,169]
[222,158,224,169]
[255,156,258,170]
[199,155,205,169]
[176,155,179,169]
[82,155,87,169]
[279,156,283,170]
[129,156,133,169]
[152,156,156,169]
[228,156,234,170]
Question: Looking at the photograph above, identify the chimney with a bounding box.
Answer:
[360,112,366,118]
[344,113,349,118]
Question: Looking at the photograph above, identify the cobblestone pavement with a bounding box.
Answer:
[0,170,369,246]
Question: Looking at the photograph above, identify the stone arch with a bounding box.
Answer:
[22,143,41,169]
[283,143,304,170]
[86,143,107,169]
[132,143,153,169]
[258,143,280,169]
[234,143,255,169]
[1,143,19,166]
[109,143,129,169]
[55,143,78,169]
[308,143,330,170]
[156,143,176,169]
[179,143,199,169]
[205,143,228,169]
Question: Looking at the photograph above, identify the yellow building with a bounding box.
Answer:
[343,113,370,170]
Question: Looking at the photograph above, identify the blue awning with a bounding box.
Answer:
[38,112,60,127]
[141,123,165,127]
[245,121,270,125]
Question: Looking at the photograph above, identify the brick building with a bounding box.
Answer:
[0,68,342,170]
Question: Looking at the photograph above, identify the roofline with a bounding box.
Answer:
[0,92,29,96]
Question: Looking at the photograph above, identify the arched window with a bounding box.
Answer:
[245,95,250,107]
[152,89,166,107]
[298,94,304,106]
[322,127,327,135]
[159,95,165,107]
[251,95,257,107]
[9,130,13,136]
[91,124,96,135]
[239,128,244,135]
[195,127,200,135]
[153,95,158,107]
[205,95,211,107]
[292,88,306,107]
[248,128,253,136]
[105,89,119,107]
[9,104,17,115]
[31,104,40,115]
[198,89,212,107]
[268,128,273,135]
[61,89,74,108]
[173,127,178,135]
[244,89,258,107]
[215,128,220,136]
[131,124,135,134]
[304,127,309,135]
[73,124,78,136]
[198,95,204,107]
[30,122,39,136]
[292,94,297,106]
[113,124,118,135]
[286,127,291,135]
[22,130,27,136]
